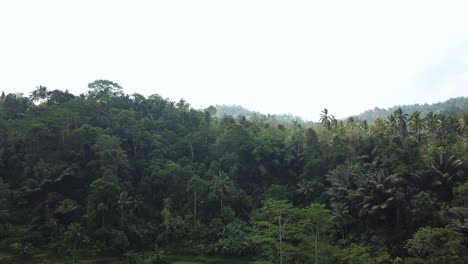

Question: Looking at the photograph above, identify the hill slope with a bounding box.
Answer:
[355,96,468,122]
[214,104,305,124]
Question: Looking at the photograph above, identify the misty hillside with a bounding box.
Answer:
[214,104,305,124]
[355,96,468,122]
[215,97,468,123]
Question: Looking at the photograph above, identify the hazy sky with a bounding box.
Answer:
[1,1,467,121]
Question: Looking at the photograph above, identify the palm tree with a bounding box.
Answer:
[29,85,48,102]
[458,112,468,138]
[331,202,352,239]
[326,164,358,203]
[210,171,233,214]
[436,114,451,141]
[96,202,108,228]
[296,179,314,205]
[393,108,408,137]
[117,192,132,231]
[409,111,425,141]
[64,222,83,264]
[350,170,406,223]
[431,152,463,190]
[320,108,332,130]
[404,170,436,194]
[425,112,437,139]
[385,114,399,135]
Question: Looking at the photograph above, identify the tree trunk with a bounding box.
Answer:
[132,135,138,157]
[340,220,345,240]
[72,237,77,264]
[194,191,197,225]
[315,220,319,264]
[121,210,124,231]
[190,141,194,161]
[220,192,224,214]
[279,218,283,264]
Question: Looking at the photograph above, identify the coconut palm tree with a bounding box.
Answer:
[409,111,425,141]
[393,108,408,137]
[326,164,358,203]
[458,112,468,138]
[64,222,83,264]
[436,114,450,139]
[29,85,48,102]
[431,152,463,195]
[350,170,406,222]
[210,171,233,214]
[331,202,352,239]
[320,108,332,130]
[385,114,399,135]
[296,179,314,205]
[404,170,435,194]
[117,192,132,231]
[425,112,438,139]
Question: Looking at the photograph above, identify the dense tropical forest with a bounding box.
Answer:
[355,97,468,123]
[0,80,467,263]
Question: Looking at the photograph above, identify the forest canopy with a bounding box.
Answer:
[0,81,467,263]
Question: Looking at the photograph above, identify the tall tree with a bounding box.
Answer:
[210,171,233,214]
[296,179,314,205]
[252,199,298,264]
[300,203,335,264]
[29,85,48,102]
[320,108,332,131]
[409,111,424,141]
[64,222,84,264]
[187,175,207,224]
[457,112,468,138]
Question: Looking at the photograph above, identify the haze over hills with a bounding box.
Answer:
[354,96,468,123]
[214,96,468,123]
[213,104,306,124]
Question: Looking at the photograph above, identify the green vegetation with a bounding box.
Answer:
[0,81,467,263]
[355,96,468,123]
[214,105,305,125]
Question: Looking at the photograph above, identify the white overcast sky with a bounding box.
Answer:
[1,1,468,121]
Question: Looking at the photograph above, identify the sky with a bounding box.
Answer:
[1,1,467,121]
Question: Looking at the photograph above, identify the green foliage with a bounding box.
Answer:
[406,227,466,264]
[212,221,253,256]
[146,247,170,264]
[409,192,438,229]
[251,200,336,264]
[335,244,377,264]
[0,84,467,262]
[10,242,32,256]
[356,97,468,123]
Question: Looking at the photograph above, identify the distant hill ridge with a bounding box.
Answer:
[214,97,468,123]
[213,104,305,124]
[354,96,468,123]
